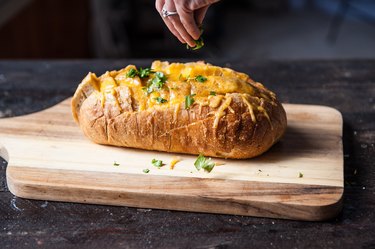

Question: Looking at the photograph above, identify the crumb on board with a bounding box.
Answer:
[143,169,150,174]
[170,157,182,170]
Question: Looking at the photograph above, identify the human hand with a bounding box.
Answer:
[155,0,219,47]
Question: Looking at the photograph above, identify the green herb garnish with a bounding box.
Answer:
[152,159,164,168]
[155,72,167,82]
[139,68,154,78]
[143,168,150,173]
[126,67,154,78]
[154,97,167,104]
[299,172,304,178]
[145,71,167,94]
[113,161,120,166]
[195,75,207,83]
[187,37,204,50]
[194,154,215,173]
[209,91,216,96]
[126,68,138,78]
[185,94,196,109]
[187,27,205,50]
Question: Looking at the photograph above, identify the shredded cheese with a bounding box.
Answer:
[241,94,256,122]
[213,97,232,128]
[85,61,277,117]
[170,157,182,170]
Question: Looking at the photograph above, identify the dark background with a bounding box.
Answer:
[0,0,374,59]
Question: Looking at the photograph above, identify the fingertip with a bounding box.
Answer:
[192,32,201,41]
[184,25,201,41]
[187,39,196,48]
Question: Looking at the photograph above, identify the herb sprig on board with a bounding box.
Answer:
[143,169,150,173]
[152,159,164,168]
[194,154,215,173]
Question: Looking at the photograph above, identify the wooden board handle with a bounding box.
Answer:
[0,142,9,162]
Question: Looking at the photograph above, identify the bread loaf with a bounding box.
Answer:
[71,61,287,159]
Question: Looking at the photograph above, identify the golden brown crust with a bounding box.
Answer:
[72,62,287,159]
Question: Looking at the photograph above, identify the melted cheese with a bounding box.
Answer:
[209,95,224,108]
[85,61,277,124]
[213,97,232,128]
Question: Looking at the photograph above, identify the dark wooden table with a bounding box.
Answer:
[0,60,374,249]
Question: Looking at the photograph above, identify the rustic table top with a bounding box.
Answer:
[0,60,374,249]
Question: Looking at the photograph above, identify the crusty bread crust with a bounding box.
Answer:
[71,63,287,159]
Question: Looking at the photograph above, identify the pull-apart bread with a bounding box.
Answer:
[71,61,287,159]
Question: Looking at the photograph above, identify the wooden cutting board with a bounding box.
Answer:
[1,99,343,221]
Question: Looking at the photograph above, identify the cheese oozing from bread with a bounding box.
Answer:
[79,61,277,128]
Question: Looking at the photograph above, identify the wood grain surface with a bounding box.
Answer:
[1,98,343,221]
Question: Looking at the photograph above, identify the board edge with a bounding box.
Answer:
[6,166,344,221]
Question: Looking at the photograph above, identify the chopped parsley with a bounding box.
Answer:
[195,75,207,83]
[299,172,304,178]
[187,37,204,50]
[126,68,138,78]
[154,97,167,104]
[152,159,164,168]
[139,68,153,78]
[194,154,215,173]
[185,94,196,109]
[209,91,217,96]
[155,71,167,82]
[126,67,154,79]
[186,26,205,50]
[143,168,150,173]
[113,161,120,166]
[145,71,167,94]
